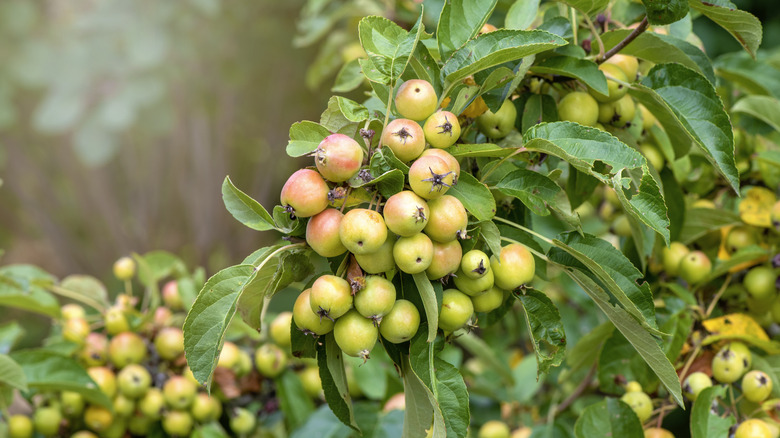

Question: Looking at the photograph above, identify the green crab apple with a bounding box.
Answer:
[104,306,129,335]
[83,406,112,434]
[381,118,426,162]
[712,344,747,383]
[63,317,90,345]
[298,366,323,399]
[108,331,147,368]
[230,407,257,435]
[339,208,388,254]
[306,208,348,257]
[744,266,778,304]
[605,54,639,81]
[478,420,511,438]
[423,195,468,242]
[280,169,330,219]
[293,288,335,336]
[71,432,99,438]
[682,371,712,402]
[742,370,773,403]
[395,79,437,121]
[33,407,62,436]
[598,94,636,127]
[589,63,629,103]
[270,311,293,348]
[426,240,462,280]
[726,226,759,253]
[678,250,712,285]
[113,394,135,417]
[420,148,460,182]
[315,133,364,182]
[383,190,430,237]
[393,233,434,274]
[471,286,505,313]
[113,256,136,281]
[461,250,490,279]
[644,428,674,438]
[8,415,33,438]
[255,343,287,378]
[354,276,396,322]
[379,299,421,343]
[138,388,165,420]
[334,310,378,360]
[423,110,461,149]
[162,280,184,310]
[728,341,753,369]
[735,419,772,438]
[117,364,152,399]
[162,410,193,437]
[310,274,353,320]
[163,376,197,410]
[217,341,241,370]
[87,366,117,398]
[453,268,494,296]
[190,393,222,422]
[354,237,396,274]
[409,155,456,200]
[558,92,599,126]
[439,289,474,332]
[154,327,184,361]
[477,100,517,139]
[620,390,653,423]
[491,243,535,290]
[661,242,689,277]
[61,391,85,417]
[61,303,86,320]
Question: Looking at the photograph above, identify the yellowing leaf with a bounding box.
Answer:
[739,187,776,227]
[702,313,770,341]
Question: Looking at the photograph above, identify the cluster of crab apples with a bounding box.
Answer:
[279,79,535,361]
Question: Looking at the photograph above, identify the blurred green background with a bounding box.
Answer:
[0,0,778,281]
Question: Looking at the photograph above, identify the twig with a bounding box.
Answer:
[705,274,732,318]
[597,16,648,64]
[582,14,605,59]
[479,147,526,184]
[555,364,597,415]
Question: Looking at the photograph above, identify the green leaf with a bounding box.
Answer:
[0,354,27,392]
[350,168,405,199]
[455,332,515,386]
[520,94,559,134]
[59,275,109,308]
[135,250,185,287]
[705,246,770,282]
[506,0,540,30]
[351,354,388,400]
[555,0,609,15]
[518,289,566,375]
[237,249,314,330]
[642,0,689,25]
[412,273,440,343]
[529,56,608,96]
[631,64,738,192]
[437,0,498,61]
[11,349,112,409]
[689,0,762,58]
[291,318,318,359]
[444,143,521,158]
[370,146,410,174]
[599,30,715,83]
[0,265,59,317]
[408,42,441,91]
[332,59,364,93]
[286,121,331,158]
[317,335,359,432]
[477,221,502,262]
[732,95,780,132]
[222,176,277,232]
[410,329,469,438]
[574,398,644,438]
[597,331,653,395]
[494,168,561,217]
[358,13,424,85]
[275,369,315,431]
[679,207,741,244]
[401,354,446,438]
[690,385,735,438]
[560,321,613,382]
[291,405,353,438]
[714,53,780,98]
[183,264,256,387]
[0,322,24,355]
[273,206,306,236]
[440,30,566,93]
[447,172,496,222]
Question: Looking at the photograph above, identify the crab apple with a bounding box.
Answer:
[113,256,136,281]
[678,250,712,285]
[726,226,759,253]
[61,391,85,417]
[293,288,335,336]
[745,266,778,304]
[236,349,253,377]
[423,110,461,149]
[230,407,257,435]
[471,286,505,313]
[712,344,747,383]
[9,415,34,438]
[420,148,460,182]
[393,233,434,274]
[735,419,772,438]
[255,343,287,378]
[491,243,535,290]
[598,94,636,127]
[479,420,511,438]
[558,92,599,126]
[644,428,674,438]
[423,195,468,242]
[605,54,639,81]
[682,371,712,402]
[477,100,517,139]
[280,169,330,219]
[138,387,165,420]
[104,306,129,335]
[461,250,490,279]
[355,237,396,274]
[381,118,426,162]
[409,155,456,200]
[743,370,773,403]
[61,303,86,320]
[154,306,173,327]
[379,299,421,343]
[339,208,388,255]
[88,366,117,398]
[383,392,406,412]
[80,332,109,367]
[306,208,348,257]
[164,375,197,410]
[620,391,653,423]
[383,190,430,237]
[162,410,194,437]
[315,133,364,182]
[191,393,222,422]
[117,364,152,399]
[335,310,378,360]
[113,394,135,417]
[270,311,293,348]
[298,366,323,399]
[639,104,657,130]
[661,242,689,277]
[355,275,396,321]
[454,268,495,296]
[439,289,474,332]
[162,280,184,310]
[127,415,152,437]
[729,341,753,369]
[590,63,629,103]
[154,327,184,361]
[310,274,353,320]
[63,317,90,344]
[83,405,112,433]
[395,79,437,121]
[218,341,241,370]
[426,240,462,280]
[108,331,147,368]
[101,419,127,438]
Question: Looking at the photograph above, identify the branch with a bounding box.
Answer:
[597,16,648,64]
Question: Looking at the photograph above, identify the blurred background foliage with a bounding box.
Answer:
[0,0,778,281]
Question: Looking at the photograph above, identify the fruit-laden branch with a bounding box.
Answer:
[597,16,648,64]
